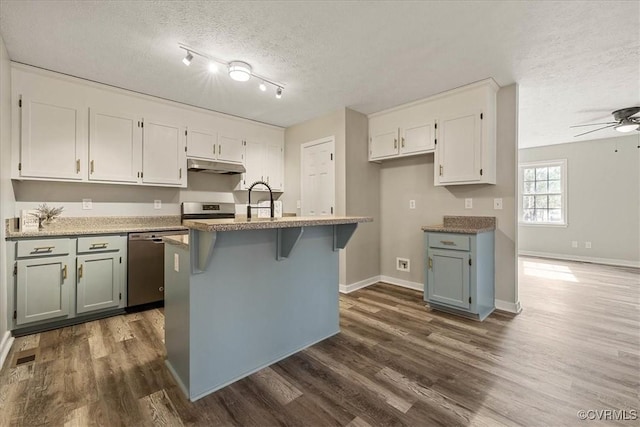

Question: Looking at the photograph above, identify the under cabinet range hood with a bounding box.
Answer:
[186,158,246,174]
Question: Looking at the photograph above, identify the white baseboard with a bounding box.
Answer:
[519,251,640,268]
[379,275,424,292]
[495,299,522,314]
[340,276,380,294]
[0,331,14,370]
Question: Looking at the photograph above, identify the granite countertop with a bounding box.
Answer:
[183,216,373,232]
[421,216,496,234]
[163,234,189,250]
[6,216,187,239]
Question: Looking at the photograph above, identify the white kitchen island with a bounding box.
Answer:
[163,216,371,401]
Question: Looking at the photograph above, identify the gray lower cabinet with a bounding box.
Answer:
[424,231,495,321]
[10,235,126,331]
[16,254,73,325]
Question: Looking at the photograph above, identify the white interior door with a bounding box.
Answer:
[301,137,335,216]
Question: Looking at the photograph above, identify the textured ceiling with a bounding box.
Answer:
[0,1,638,148]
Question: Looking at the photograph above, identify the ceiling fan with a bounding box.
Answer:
[571,107,640,137]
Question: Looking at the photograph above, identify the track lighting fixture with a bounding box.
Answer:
[178,43,284,97]
[182,51,193,66]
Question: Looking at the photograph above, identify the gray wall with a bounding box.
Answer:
[283,109,347,285]
[519,135,640,265]
[379,84,518,305]
[0,34,15,353]
[345,108,381,285]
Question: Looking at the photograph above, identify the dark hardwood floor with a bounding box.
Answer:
[0,256,638,426]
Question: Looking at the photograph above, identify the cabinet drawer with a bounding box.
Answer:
[17,238,71,258]
[428,233,470,251]
[77,236,123,253]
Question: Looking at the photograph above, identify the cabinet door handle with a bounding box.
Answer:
[401,137,405,148]
[90,160,94,174]
[219,144,222,155]
[62,265,68,280]
[213,144,216,155]
[394,138,397,149]
[428,257,433,270]
[78,264,83,279]
[440,240,456,246]
[179,168,182,179]
[439,165,443,176]
[76,159,81,173]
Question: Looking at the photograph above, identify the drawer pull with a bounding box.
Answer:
[90,243,108,249]
[78,264,83,279]
[33,246,54,253]
[440,240,456,246]
[428,257,433,270]
[62,265,68,280]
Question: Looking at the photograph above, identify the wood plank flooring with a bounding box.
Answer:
[0,256,638,426]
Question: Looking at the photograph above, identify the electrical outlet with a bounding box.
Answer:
[465,198,473,209]
[296,200,301,209]
[493,198,503,210]
[409,200,416,209]
[154,200,162,209]
[82,199,92,210]
[396,257,410,272]
[585,242,592,249]
[571,241,578,248]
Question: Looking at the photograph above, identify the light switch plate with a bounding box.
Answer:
[154,200,162,209]
[174,253,179,272]
[465,198,473,209]
[585,242,592,249]
[82,199,92,210]
[494,198,503,210]
[571,241,578,248]
[409,200,416,209]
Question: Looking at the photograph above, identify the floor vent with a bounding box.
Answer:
[16,354,36,365]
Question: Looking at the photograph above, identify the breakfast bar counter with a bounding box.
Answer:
[163,216,371,401]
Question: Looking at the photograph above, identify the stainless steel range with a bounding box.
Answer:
[181,202,236,221]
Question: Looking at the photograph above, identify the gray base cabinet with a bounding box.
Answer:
[424,231,495,321]
[9,234,126,332]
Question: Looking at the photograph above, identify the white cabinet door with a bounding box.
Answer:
[89,109,141,183]
[369,129,399,160]
[76,253,120,314]
[16,255,72,325]
[265,142,283,191]
[401,122,434,155]
[435,112,482,185]
[242,139,264,189]
[142,119,187,186]
[19,95,85,180]
[186,128,217,160]
[217,134,244,164]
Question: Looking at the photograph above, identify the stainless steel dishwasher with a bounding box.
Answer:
[127,230,187,307]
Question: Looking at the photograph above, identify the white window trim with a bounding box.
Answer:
[518,159,568,227]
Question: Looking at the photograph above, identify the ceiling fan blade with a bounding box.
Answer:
[573,124,616,137]
[570,122,618,128]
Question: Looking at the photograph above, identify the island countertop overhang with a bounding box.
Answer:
[182,216,373,232]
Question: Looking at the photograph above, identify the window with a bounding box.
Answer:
[519,159,567,226]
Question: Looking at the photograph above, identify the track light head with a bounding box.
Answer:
[208,61,218,73]
[182,51,193,66]
[276,87,283,99]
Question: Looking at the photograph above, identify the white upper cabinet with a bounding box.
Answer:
[402,122,434,155]
[89,108,141,183]
[19,95,86,180]
[240,138,284,191]
[217,134,244,164]
[369,111,435,161]
[186,128,217,160]
[369,129,399,160]
[433,81,497,186]
[142,119,186,186]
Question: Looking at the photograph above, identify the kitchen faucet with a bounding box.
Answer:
[246,180,274,219]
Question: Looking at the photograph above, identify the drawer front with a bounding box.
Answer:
[77,235,123,253]
[428,233,470,251]
[17,238,71,258]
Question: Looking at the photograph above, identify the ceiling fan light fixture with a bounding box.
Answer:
[228,61,252,82]
[614,120,640,133]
